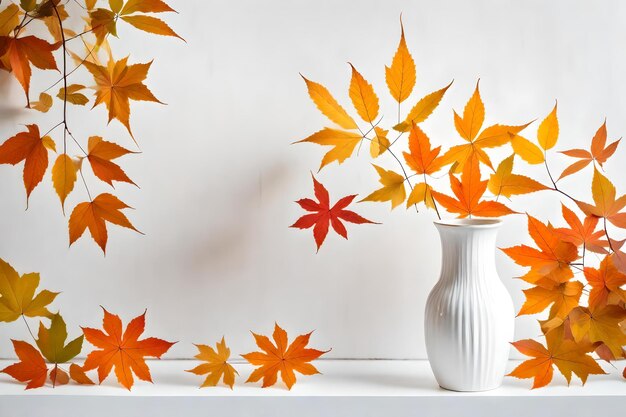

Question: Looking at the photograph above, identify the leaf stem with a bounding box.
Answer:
[21,314,37,343]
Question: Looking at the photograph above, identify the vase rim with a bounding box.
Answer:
[433,218,502,228]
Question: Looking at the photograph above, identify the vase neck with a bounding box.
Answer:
[435,223,499,283]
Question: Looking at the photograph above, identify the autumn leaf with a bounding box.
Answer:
[348,63,379,123]
[36,313,83,365]
[438,82,531,171]
[120,15,183,40]
[291,175,375,251]
[69,193,141,253]
[31,92,53,112]
[0,124,56,205]
[242,323,329,390]
[402,122,443,175]
[584,256,626,309]
[556,204,608,254]
[559,121,620,180]
[49,367,69,386]
[370,126,390,158]
[569,305,626,358]
[576,168,626,229]
[406,182,435,209]
[82,308,175,390]
[394,81,453,132]
[121,0,176,15]
[456,80,484,141]
[0,35,59,105]
[295,128,362,171]
[42,3,70,43]
[430,156,515,218]
[518,280,583,319]
[69,363,95,385]
[57,84,89,105]
[85,136,136,186]
[84,56,162,138]
[301,75,357,130]
[0,4,21,36]
[36,313,84,387]
[361,164,406,209]
[1,340,48,389]
[52,153,78,212]
[385,18,415,103]
[0,258,58,323]
[510,134,545,165]
[502,214,578,285]
[186,337,238,389]
[508,329,605,389]
[89,7,118,44]
[488,154,548,198]
[537,102,559,150]
[117,0,182,40]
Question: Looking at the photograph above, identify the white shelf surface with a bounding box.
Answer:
[0,359,623,417]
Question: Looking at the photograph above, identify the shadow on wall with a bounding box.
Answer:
[0,73,26,122]
[185,159,292,279]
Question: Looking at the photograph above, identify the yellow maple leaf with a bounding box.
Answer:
[186,337,238,389]
[361,164,406,209]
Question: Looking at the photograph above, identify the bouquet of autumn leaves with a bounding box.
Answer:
[0,0,182,254]
[292,20,626,387]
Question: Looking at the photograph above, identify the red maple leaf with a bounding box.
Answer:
[291,175,376,250]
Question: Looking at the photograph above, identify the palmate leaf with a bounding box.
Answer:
[84,56,162,138]
[0,259,58,323]
[82,308,175,390]
[0,124,56,205]
[291,175,376,251]
[69,193,141,253]
[242,323,329,390]
[437,82,532,171]
[430,156,515,218]
[559,121,620,180]
[509,328,605,389]
[186,337,238,389]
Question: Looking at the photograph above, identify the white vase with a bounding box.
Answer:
[424,218,514,391]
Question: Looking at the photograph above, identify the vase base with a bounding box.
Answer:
[437,383,502,392]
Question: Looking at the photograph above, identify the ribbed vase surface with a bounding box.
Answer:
[425,219,514,391]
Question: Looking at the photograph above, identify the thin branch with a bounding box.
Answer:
[21,314,36,343]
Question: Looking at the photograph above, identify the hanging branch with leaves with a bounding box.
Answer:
[0,0,182,253]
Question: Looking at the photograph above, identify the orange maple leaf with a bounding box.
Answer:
[556,204,608,254]
[68,193,141,253]
[559,121,620,180]
[1,340,48,390]
[82,308,175,390]
[0,124,56,205]
[0,35,59,106]
[509,330,605,389]
[403,122,443,175]
[502,214,578,285]
[291,175,376,251]
[584,255,626,309]
[569,305,626,359]
[518,280,583,319]
[437,81,530,171]
[85,136,137,186]
[430,156,515,218]
[577,168,626,229]
[242,323,329,390]
[84,56,162,138]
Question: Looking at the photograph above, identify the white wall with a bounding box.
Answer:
[1,0,625,359]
